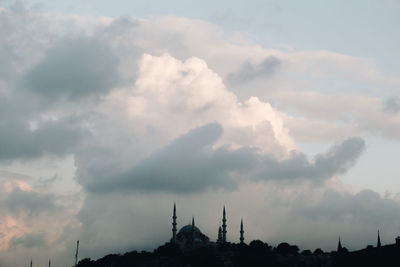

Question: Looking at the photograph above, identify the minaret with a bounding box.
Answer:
[222,206,227,243]
[172,203,177,243]
[217,225,222,243]
[377,230,381,248]
[191,217,195,246]
[240,219,244,244]
[49,259,51,267]
[30,260,32,267]
[337,236,342,252]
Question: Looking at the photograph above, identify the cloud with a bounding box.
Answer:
[295,189,400,225]
[85,123,365,194]
[0,175,80,266]
[123,53,296,155]
[276,91,400,141]
[0,9,111,162]
[383,96,400,114]
[0,170,31,181]
[85,123,238,193]
[227,56,282,84]
[74,52,296,194]
[281,188,400,249]
[1,187,58,216]
[9,233,46,248]
[23,36,119,101]
[0,115,89,161]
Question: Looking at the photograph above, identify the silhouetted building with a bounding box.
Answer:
[377,230,381,248]
[170,205,210,250]
[76,205,400,267]
[222,206,227,243]
[217,225,222,244]
[172,203,177,243]
[176,217,210,249]
[170,204,246,250]
[337,236,343,252]
[240,219,244,244]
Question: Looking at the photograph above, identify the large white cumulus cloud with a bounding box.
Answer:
[120,53,295,155]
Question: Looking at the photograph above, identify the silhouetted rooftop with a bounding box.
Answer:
[178,225,201,234]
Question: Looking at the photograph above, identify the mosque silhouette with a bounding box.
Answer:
[76,203,400,267]
[168,203,400,252]
[170,204,242,250]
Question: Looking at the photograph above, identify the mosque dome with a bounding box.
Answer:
[175,223,210,247]
[178,225,201,235]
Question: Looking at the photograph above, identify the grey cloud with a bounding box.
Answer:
[0,115,89,161]
[0,5,31,81]
[253,137,365,182]
[286,188,400,250]
[296,189,400,225]
[9,233,46,248]
[0,9,124,163]
[0,170,31,181]
[84,123,365,194]
[85,123,237,193]
[227,56,281,85]
[2,188,59,216]
[23,36,119,101]
[260,187,400,251]
[383,96,400,114]
[105,16,140,35]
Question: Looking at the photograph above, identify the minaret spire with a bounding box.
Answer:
[30,259,32,267]
[222,206,227,243]
[337,236,342,252]
[240,219,244,244]
[377,230,381,248]
[172,203,177,243]
[217,224,222,243]
[191,216,195,246]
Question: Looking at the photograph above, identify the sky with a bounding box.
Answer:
[0,0,400,266]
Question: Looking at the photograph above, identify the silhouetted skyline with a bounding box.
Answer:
[72,205,400,267]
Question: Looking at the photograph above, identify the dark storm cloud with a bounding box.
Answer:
[23,36,119,101]
[9,233,46,248]
[227,56,281,84]
[85,123,366,194]
[383,96,400,114]
[2,188,58,216]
